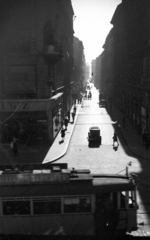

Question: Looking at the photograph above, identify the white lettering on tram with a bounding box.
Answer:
[0,173,70,184]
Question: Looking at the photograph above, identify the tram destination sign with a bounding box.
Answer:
[0,173,70,185]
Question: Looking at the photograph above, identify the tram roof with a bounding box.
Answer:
[0,164,135,194]
[0,172,135,194]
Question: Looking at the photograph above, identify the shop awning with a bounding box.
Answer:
[50,92,63,100]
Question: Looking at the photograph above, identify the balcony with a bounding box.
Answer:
[43,43,63,64]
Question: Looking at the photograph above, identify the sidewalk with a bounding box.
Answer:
[0,104,81,165]
[112,106,150,161]
[43,103,81,164]
[43,101,150,165]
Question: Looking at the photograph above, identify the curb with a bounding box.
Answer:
[43,104,81,164]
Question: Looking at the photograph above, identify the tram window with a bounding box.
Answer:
[112,192,118,209]
[120,192,126,209]
[3,200,31,215]
[128,191,136,208]
[96,193,111,212]
[33,198,61,215]
[64,196,91,213]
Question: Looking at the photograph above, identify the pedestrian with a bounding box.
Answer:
[79,96,82,104]
[90,91,92,99]
[113,132,118,147]
[88,91,92,100]
[11,137,18,156]
[72,111,75,123]
[113,140,119,151]
[67,110,70,122]
[61,128,65,142]
[85,90,87,99]
[64,117,69,130]
[73,105,77,114]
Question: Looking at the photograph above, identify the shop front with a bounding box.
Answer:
[48,93,63,142]
[0,93,63,144]
[1,112,48,144]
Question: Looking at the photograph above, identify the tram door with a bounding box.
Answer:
[95,193,119,236]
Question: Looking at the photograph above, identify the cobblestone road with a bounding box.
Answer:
[57,86,150,236]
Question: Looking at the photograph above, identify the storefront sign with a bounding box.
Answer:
[0,100,51,112]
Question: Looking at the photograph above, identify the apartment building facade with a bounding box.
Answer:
[110,0,150,134]
[72,36,85,100]
[0,0,75,144]
[94,0,150,134]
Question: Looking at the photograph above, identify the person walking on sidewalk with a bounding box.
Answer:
[61,127,65,142]
[72,111,75,123]
[67,110,70,122]
[73,105,77,114]
[88,91,92,100]
[64,117,69,130]
[84,90,87,99]
[79,95,82,104]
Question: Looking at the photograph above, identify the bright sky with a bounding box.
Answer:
[71,0,121,64]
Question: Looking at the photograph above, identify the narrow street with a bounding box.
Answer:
[56,85,150,236]
[57,86,139,175]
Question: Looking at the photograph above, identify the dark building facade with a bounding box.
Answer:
[84,62,90,82]
[92,28,114,95]
[72,36,85,101]
[111,0,150,134]
[95,0,150,135]
[0,0,75,144]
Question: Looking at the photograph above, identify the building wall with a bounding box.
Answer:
[92,27,115,99]
[84,63,90,82]
[72,36,85,100]
[106,0,150,134]
[92,56,100,90]
[0,0,74,144]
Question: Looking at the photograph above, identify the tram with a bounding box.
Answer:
[0,163,138,236]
